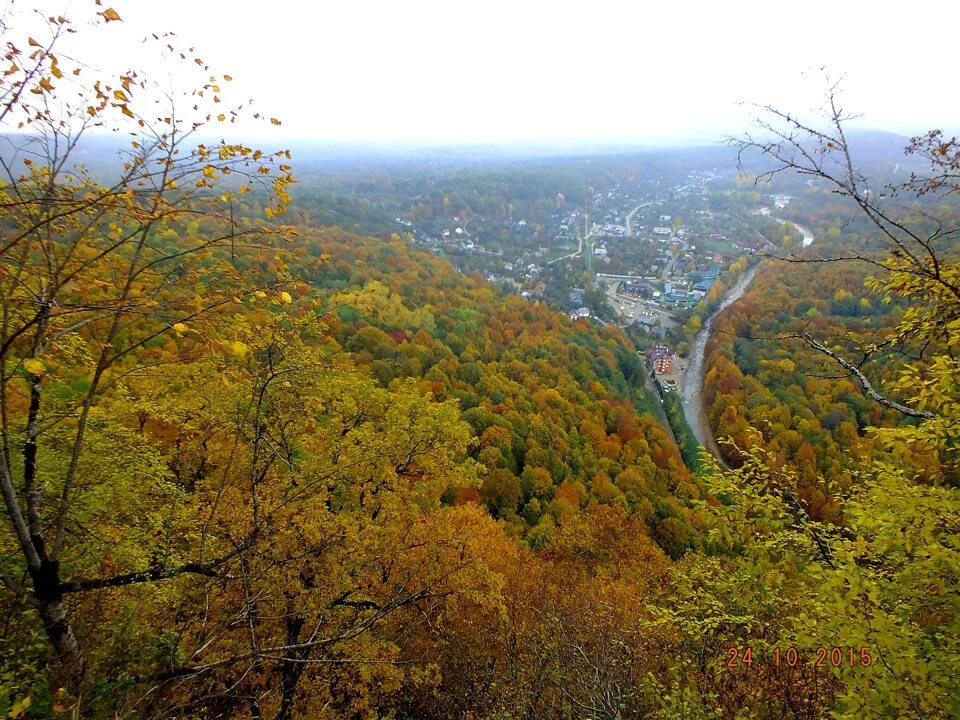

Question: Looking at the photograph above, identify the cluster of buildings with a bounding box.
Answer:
[645,344,680,392]
[614,262,721,312]
[731,236,776,253]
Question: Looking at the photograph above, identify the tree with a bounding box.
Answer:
[0,2,293,695]
[717,88,960,718]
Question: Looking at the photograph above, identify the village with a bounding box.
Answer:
[400,168,790,402]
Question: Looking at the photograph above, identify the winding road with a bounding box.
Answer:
[625,202,653,237]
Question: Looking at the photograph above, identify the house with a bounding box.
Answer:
[645,344,674,371]
[653,354,675,375]
[569,307,591,321]
[653,227,672,236]
[689,265,719,283]
[621,280,654,298]
[732,237,775,253]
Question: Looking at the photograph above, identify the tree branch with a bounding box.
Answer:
[794,332,934,419]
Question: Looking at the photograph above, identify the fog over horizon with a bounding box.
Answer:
[26,0,960,146]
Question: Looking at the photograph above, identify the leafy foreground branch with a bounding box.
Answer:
[701,87,960,718]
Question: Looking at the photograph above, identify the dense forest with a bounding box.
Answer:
[0,6,957,720]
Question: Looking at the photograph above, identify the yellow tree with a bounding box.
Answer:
[0,2,293,693]
[97,313,480,718]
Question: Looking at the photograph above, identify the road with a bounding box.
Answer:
[547,212,603,274]
[794,222,815,247]
[547,229,583,265]
[624,201,653,237]
[584,222,595,275]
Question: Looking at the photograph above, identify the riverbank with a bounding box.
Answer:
[679,264,758,463]
[678,218,816,463]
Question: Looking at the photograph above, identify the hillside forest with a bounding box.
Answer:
[0,7,957,720]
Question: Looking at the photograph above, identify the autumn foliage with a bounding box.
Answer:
[0,4,957,720]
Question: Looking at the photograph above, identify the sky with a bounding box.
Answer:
[28,0,960,146]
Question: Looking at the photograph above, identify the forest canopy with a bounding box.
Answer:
[0,4,957,720]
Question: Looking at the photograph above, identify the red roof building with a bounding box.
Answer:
[652,354,674,375]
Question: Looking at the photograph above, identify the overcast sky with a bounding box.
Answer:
[46,0,960,145]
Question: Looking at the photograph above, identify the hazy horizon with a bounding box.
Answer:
[17,1,960,146]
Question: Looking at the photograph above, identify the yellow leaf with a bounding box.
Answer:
[254,290,267,299]
[172,322,188,334]
[23,359,45,376]
[229,341,248,357]
[9,695,32,718]
[270,117,281,126]
[280,291,292,304]
[98,7,122,21]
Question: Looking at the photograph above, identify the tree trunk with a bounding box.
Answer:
[33,559,86,691]
[274,609,306,720]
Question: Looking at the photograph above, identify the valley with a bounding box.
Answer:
[1,3,956,717]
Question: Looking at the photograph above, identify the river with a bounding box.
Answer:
[679,220,814,461]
